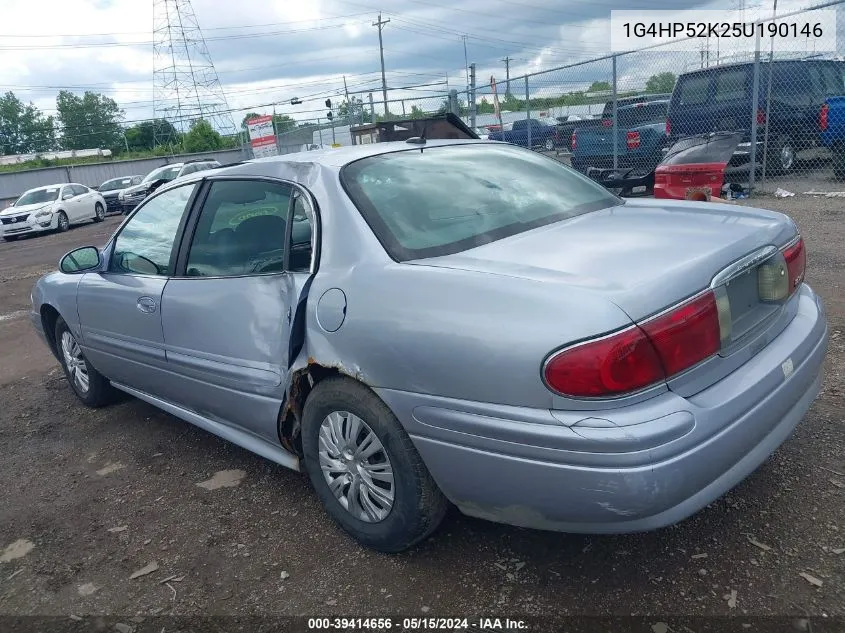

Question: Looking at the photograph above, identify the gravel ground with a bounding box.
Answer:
[0,197,842,622]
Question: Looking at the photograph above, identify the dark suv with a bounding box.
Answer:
[667,59,845,174]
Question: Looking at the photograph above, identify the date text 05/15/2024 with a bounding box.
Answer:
[306,618,528,630]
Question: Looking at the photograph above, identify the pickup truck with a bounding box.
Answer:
[553,93,672,151]
[570,100,669,174]
[819,96,845,179]
[487,118,560,150]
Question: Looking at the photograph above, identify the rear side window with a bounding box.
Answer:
[341,143,620,261]
[677,74,711,105]
[714,68,748,102]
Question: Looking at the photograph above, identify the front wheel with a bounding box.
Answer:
[55,316,116,407]
[56,211,69,233]
[93,202,105,222]
[301,377,448,552]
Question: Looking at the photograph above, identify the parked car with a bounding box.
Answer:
[558,94,673,147]
[667,59,845,174]
[1,183,106,242]
[553,114,596,152]
[96,175,143,214]
[119,159,220,213]
[487,118,560,150]
[31,140,827,552]
[570,100,669,174]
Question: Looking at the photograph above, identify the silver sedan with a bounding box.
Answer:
[29,140,828,551]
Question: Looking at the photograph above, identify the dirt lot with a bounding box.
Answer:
[0,193,843,623]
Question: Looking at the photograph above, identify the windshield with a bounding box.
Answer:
[15,188,60,206]
[100,178,134,191]
[143,165,182,184]
[341,143,620,261]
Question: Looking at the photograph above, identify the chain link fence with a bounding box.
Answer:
[463,1,844,197]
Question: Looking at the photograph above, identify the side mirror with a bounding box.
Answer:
[60,247,100,274]
[62,192,74,200]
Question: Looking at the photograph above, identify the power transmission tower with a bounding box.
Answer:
[502,56,512,97]
[152,0,236,147]
[373,13,390,118]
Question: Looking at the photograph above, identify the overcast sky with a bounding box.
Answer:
[0,0,832,133]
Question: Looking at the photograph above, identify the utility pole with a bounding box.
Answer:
[462,35,469,95]
[502,56,512,97]
[368,92,375,124]
[469,63,477,129]
[373,13,390,118]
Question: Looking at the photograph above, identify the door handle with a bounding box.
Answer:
[137,296,158,314]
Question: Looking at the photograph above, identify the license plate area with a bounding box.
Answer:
[717,261,785,357]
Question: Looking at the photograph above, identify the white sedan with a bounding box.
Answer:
[0,183,106,242]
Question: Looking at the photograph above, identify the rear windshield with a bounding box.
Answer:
[341,143,620,261]
[676,74,711,105]
[618,103,668,127]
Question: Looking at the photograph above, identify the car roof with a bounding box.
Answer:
[155,140,494,194]
[22,184,71,194]
[679,58,841,78]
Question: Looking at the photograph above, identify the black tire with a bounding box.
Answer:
[54,316,116,407]
[56,211,69,233]
[301,377,448,552]
[767,136,796,176]
[93,202,105,222]
[544,137,555,151]
[3,236,18,242]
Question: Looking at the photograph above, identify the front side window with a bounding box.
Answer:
[71,184,88,196]
[61,186,75,200]
[185,180,293,277]
[341,143,620,261]
[110,184,197,276]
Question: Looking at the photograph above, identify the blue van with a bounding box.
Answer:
[667,59,845,174]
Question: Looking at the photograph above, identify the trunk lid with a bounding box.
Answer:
[413,198,796,322]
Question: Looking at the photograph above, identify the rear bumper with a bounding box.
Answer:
[378,285,827,533]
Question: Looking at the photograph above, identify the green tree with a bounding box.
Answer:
[182,119,223,153]
[241,112,263,129]
[56,90,123,150]
[587,81,611,93]
[272,114,297,134]
[409,105,426,119]
[477,97,494,115]
[645,72,677,94]
[0,91,57,154]
[124,118,179,151]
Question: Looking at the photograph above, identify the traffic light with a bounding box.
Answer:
[326,98,333,121]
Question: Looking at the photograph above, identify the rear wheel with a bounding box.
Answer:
[301,377,448,552]
[544,137,555,151]
[56,211,69,233]
[55,316,116,407]
[767,136,795,176]
[93,202,105,222]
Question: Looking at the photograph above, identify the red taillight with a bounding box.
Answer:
[543,291,721,398]
[665,118,671,135]
[626,131,641,150]
[819,103,829,131]
[571,131,577,151]
[601,118,612,128]
[640,292,721,377]
[783,237,806,293]
[756,109,766,125]
[544,327,664,397]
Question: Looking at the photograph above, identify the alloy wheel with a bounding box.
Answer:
[95,203,105,220]
[318,410,395,522]
[780,144,795,171]
[61,330,89,393]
